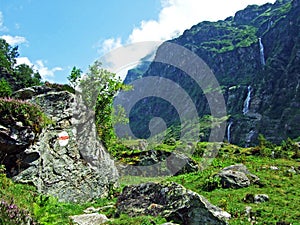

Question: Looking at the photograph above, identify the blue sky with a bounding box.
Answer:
[0,0,275,83]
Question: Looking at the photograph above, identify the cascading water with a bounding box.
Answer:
[259,38,266,66]
[227,121,233,143]
[243,86,252,115]
[267,20,273,30]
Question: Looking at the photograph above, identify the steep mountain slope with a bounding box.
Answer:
[122,0,300,146]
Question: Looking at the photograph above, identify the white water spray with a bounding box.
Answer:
[243,86,252,115]
[259,38,266,66]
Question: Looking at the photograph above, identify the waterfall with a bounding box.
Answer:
[267,20,273,30]
[245,130,255,147]
[259,38,266,66]
[227,121,233,143]
[243,86,252,115]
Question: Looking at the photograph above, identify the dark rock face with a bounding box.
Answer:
[122,0,300,146]
[117,182,231,225]
[217,164,260,189]
[0,120,35,154]
[2,86,119,202]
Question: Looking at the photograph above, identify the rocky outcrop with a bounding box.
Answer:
[7,86,119,202]
[216,164,260,189]
[116,182,231,225]
[117,150,199,177]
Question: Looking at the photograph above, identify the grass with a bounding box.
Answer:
[0,140,299,224]
[167,156,300,224]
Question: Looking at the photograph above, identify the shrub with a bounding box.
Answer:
[0,199,37,225]
[0,78,12,97]
[0,98,52,133]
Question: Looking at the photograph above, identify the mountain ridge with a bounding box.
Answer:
[122,0,300,146]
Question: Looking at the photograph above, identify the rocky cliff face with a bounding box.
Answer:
[0,86,119,202]
[123,0,300,146]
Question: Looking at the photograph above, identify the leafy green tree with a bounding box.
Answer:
[0,78,12,97]
[14,64,42,87]
[78,60,128,148]
[0,38,42,89]
[0,38,19,74]
[32,72,42,86]
[68,66,82,87]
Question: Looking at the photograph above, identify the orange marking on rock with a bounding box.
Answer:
[59,136,69,140]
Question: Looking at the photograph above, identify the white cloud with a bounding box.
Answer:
[35,60,63,80]
[0,12,8,31]
[100,0,276,50]
[16,57,33,67]
[99,37,122,54]
[99,0,276,77]
[0,35,27,46]
[128,0,276,43]
[16,57,63,81]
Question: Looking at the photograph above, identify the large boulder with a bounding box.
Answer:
[116,182,231,225]
[117,150,199,177]
[9,86,119,202]
[216,164,260,189]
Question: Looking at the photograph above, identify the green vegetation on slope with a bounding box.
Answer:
[1,136,299,224]
[0,98,52,133]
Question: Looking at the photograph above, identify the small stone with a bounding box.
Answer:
[70,213,109,225]
[16,121,23,127]
[245,206,252,217]
[83,207,100,214]
[254,194,269,203]
[287,166,297,174]
[83,205,115,214]
[270,166,279,171]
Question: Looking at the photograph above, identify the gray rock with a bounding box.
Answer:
[12,88,119,202]
[70,213,109,225]
[218,170,251,188]
[117,150,198,177]
[254,194,269,203]
[83,205,115,214]
[12,85,63,100]
[166,152,199,175]
[270,166,279,170]
[0,118,35,154]
[0,99,37,176]
[244,193,269,204]
[126,139,148,151]
[287,166,297,174]
[245,206,252,217]
[117,182,231,225]
[217,164,260,189]
[13,87,36,99]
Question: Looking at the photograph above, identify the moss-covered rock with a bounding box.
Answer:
[117,181,231,225]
